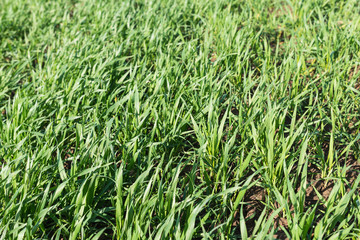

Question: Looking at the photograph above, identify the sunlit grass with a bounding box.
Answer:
[1,0,360,239]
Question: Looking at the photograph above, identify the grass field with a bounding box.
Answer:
[1,0,360,239]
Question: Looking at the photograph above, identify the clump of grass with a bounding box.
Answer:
[1,0,360,239]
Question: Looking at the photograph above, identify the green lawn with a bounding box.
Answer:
[1,0,360,239]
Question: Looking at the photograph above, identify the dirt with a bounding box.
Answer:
[210,52,217,63]
[241,156,360,239]
[268,3,294,19]
[305,157,360,205]
[345,157,360,186]
[349,65,360,81]
[51,148,75,170]
[243,183,266,233]
[306,178,334,202]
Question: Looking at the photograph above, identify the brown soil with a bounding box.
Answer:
[243,184,266,233]
[268,4,294,19]
[349,65,360,81]
[242,157,360,239]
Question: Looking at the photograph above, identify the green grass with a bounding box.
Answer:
[1,0,360,239]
